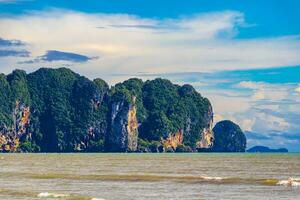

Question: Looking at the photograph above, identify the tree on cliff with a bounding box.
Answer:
[211,120,247,152]
[0,67,217,152]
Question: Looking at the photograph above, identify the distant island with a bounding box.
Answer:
[247,146,288,153]
[0,68,246,153]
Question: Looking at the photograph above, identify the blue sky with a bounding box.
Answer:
[1,0,300,38]
[0,0,300,151]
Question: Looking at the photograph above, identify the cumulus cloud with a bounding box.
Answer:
[0,10,300,78]
[236,81,291,101]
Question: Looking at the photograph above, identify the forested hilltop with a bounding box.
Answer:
[0,68,246,152]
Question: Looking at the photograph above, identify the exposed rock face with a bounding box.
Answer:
[211,120,246,152]
[14,100,30,136]
[0,101,30,152]
[163,130,184,152]
[197,105,214,149]
[197,127,214,149]
[0,68,227,153]
[127,96,139,151]
[108,96,138,152]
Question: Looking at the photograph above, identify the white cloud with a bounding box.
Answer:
[1,9,300,151]
[236,81,264,89]
[236,81,291,101]
[203,81,298,141]
[252,91,265,100]
[295,84,300,92]
[0,10,300,83]
[253,112,291,132]
[240,119,255,131]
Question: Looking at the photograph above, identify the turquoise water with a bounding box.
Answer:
[0,153,299,199]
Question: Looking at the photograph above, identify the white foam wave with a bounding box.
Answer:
[91,198,106,200]
[277,178,300,187]
[201,176,224,180]
[37,192,70,198]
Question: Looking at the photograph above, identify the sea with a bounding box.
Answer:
[0,153,299,200]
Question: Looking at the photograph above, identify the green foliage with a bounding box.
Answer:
[25,68,109,152]
[0,68,213,152]
[0,74,12,126]
[19,140,40,152]
[142,78,179,113]
[139,80,212,148]
[27,68,78,152]
[117,78,147,122]
[7,69,30,105]
[138,138,161,152]
[139,111,173,141]
[211,120,247,152]
[87,140,104,152]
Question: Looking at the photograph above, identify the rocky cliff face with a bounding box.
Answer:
[197,105,214,149]
[0,101,30,152]
[0,68,228,153]
[163,130,184,152]
[127,96,139,151]
[13,100,30,136]
[108,96,138,152]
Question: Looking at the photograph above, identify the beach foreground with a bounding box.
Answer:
[0,153,299,200]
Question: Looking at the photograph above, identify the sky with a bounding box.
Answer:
[0,0,300,151]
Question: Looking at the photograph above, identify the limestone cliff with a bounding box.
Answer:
[107,96,138,152]
[163,130,184,152]
[197,105,214,150]
[127,96,139,151]
[0,68,224,153]
[0,101,30,152]
[14,100,30,136]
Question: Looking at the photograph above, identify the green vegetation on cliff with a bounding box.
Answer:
[211,120,246,152]
[0,68,244,153]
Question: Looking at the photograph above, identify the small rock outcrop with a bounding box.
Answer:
[247,146,288,153]
[210,120,246,152]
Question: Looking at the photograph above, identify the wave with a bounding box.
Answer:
[37,192,70,198]
[201,176,225,181]
[1,171,300,188]
[0,188,36,198]
[91,198,106,200]
[37,192,107,200]
[276,178,300,187]
[0,188,105,200]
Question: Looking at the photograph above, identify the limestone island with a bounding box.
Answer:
[0,68,246,153]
